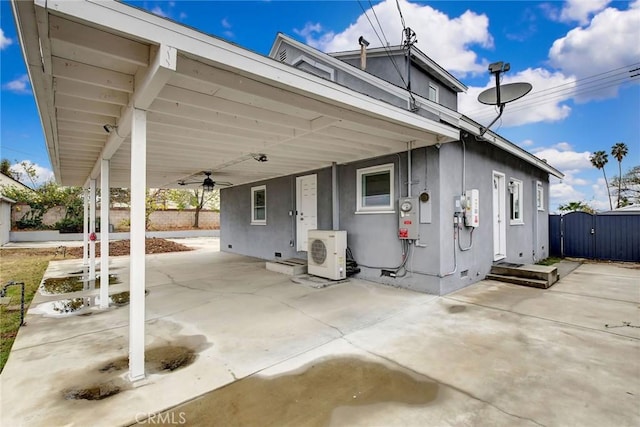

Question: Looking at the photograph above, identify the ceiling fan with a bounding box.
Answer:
[177,171,232,191]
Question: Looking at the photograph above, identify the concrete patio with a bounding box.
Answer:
[1,239,638,426]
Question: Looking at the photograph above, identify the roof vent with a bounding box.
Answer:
[279,49,287,62]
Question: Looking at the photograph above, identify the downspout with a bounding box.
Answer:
[332,162,339,230]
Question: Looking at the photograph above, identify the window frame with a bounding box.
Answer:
[509,178,524,225]
[251,185,267,225]
[356,163,395,214]
[428,82,439,103]
[536,181,544,211]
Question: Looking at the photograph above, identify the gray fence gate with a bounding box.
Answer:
[549,212,640,262]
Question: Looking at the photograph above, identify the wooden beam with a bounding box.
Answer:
[55,94,122,117]
[55,78,129,105]
[49,14,149,66]
[52,57,134,93]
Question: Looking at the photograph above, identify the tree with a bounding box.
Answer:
[610,165,640,206]
[611,142,628,208]
[0,159,14,178]
[558,201,595,214]
[167,188,220,228]
[590,150,612,210]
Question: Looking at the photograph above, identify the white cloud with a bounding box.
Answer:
[549,4,640,101]
[2,75,31,94]
[222,18,232,29]
[519,139,535,148]
[531,147,592,171]
[553,142,573,151]
[0,28,12,50]
[559,0,611,24]
[550,179,585,206]
[9,161,55,186]
[590,177,614,210]
[459,68,575,127]
[151,6,168,18]
[294,0,493,75]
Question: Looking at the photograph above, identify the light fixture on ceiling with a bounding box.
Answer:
[177,171,233,192]
[251,153,268,162]
[103,124,122,137]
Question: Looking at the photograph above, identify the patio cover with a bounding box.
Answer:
[12,0,460,380]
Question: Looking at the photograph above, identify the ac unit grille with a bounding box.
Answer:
[310,239,327,265]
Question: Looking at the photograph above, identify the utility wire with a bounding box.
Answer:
[464,62,640,116]
[368,0,391,48]
[472,74,638,120]
[356,0,408,87]
[396,0,406,29]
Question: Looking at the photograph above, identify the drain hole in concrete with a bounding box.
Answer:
[98,345,195,374]
[64,381,122,400]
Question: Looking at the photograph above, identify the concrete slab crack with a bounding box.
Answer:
[345,339,547,427]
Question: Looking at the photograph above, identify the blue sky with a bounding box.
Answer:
[1,0,638,211]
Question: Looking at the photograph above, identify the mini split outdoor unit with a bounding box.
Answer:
[307,230,347,280]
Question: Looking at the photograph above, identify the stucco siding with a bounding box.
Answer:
[220,168,333,260]
[1,200,12,245]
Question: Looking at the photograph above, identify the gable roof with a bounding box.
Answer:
[329,45,468,93]
[270,34,563,179]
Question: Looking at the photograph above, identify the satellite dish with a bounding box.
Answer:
[476,61,533,136]
[478,82,532,106]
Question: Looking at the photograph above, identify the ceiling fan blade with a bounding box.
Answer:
[215,181,233,186]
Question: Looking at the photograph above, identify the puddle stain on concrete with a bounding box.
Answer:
[41,274,120,294]
[146,357,438,426]
[447,305,466,313]
[64,344,199,401]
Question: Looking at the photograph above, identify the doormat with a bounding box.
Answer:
[291,274,349,289]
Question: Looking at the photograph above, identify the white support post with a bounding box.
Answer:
[100,159,110,309]
[83,188,89,266]
[129,108,147,381]
[89,179,97,282]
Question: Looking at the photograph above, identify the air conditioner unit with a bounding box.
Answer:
[307,230,347,280]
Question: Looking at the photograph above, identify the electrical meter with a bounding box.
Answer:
[398,197,419,239]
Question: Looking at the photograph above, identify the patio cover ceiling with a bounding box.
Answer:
[13,0,460,190]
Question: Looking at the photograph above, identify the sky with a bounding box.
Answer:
[1,0,638,212]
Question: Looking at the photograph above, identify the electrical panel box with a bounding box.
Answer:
[464,189,480,227]
[398,198,419,239]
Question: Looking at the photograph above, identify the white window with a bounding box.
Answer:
[428,83,439,102]
[251,185,266,225]
[536,181,544,211]
[509,178,523,224]
[356,163,395,213]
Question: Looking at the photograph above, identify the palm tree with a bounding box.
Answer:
[590,150,612,210]
[611,142,628,208]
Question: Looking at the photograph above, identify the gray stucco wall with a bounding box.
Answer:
[220,140,550,295]
[220,168,333,260]
[1,200,12,246]
[340,54,458,110]
[434,135,550,294]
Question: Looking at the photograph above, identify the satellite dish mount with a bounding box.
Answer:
[477,61,532,136]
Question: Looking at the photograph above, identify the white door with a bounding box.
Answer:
[492,171,507,261]
[296,174,317,252]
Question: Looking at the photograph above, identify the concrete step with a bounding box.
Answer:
[491,263,558,287]
[485,273,551,289]
[266,258,308,276]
